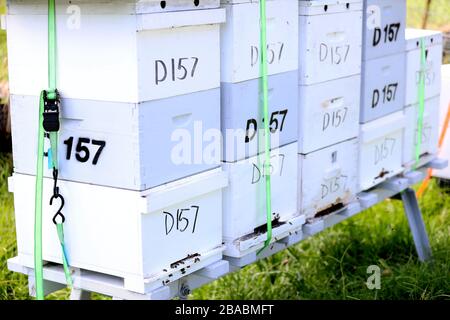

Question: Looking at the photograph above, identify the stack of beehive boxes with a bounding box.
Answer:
[220,0,300,257]
[297,0,362,220]
[6,0,446,297]
[403,28,442,170]
[7,0,227,294]
[359,0,407,191]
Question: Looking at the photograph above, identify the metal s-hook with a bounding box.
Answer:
[50,193,66,225]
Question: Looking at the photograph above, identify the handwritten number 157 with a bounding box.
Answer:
[164,206,200,236]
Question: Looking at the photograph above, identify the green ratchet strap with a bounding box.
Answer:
[414,38,426,169]
[57,223,73,287]
[35,93,45,300]
[257,0,272,255]
[34,0,72,300]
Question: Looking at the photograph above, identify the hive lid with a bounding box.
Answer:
[360,110,406,143]
[143,168,227,213]
[405,28,443,51]
[299,0,362,16]
[8,0,220,15]
[220,0,276,4]
[137,7,225,31]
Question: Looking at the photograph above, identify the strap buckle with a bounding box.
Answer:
[43,90,60,132]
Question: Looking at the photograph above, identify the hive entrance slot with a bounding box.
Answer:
[170,253,201,269]
[314,202,345,218]
[253,216,283,236]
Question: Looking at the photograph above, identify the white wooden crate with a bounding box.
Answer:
[222,142,298,250]
[362,0,406,61]
[10,89,220,191]
[359,110,405,191]
[221,71,298,162]
[405,28,443,107]
[433,65,450,180]
[298,0,362,85]
[220,0,298,83]
[8,168,227,294]
[298,138,358,220]
[298,74,360,154]
[6,1,225,102]
[360,51,406,123]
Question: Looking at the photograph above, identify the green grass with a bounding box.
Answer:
[1,153,449,300]
[0,154,29,300]
[0,0,7,85]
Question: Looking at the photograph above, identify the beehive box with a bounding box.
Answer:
[359,110,405,191]
[6,0,225,102]
[362,0,406,61]
[403,96,440,168]
[10,90,221,191]
[433,65,450,180]
[298,74,360,154]
[298,138,358,220]
[220,0,298,83]
[298,0,363,85]
[222,142,298,246]
[360,51,406,123]
[9,168,227,294]
[405,29,443,107]
[222,71,298,162]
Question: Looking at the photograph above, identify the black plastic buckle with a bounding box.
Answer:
[43,90,60,132]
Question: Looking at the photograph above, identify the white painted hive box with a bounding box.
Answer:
[222,143,298,245]
[220,0,298,83]
[359,110,405,191]
[221,71,298,162]
[362,0,406,61]
[298,0,363,85]
[360,51,406,123]
[298,138,358,220]
[9,169,227,294]
[9,90,221,191]
[403,96,440,168]
[6,0,225,102]
[433,65,450,180]
[298,74,360,154]
[405,28,443,107]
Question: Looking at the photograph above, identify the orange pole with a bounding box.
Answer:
[422,0,432,29]
[417,102,450,197]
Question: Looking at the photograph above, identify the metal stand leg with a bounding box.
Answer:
[401,188,432,262]
[70,288,91,300]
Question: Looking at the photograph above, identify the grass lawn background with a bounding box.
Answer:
[0,0,449,300]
